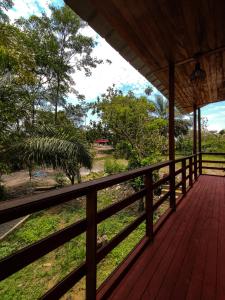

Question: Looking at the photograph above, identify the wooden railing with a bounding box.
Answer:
[201,152,225,174]
[0,154,200,300]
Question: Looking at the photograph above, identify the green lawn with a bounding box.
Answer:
[0,186,150,300]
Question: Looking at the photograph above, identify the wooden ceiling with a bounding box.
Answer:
[66,0,225,113]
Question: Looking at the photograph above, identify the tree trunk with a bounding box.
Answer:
[77,169,81,184]
[32,98,35,126]
[70,176,75,185]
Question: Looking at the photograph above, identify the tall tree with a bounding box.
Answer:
[94,86,166,160]
[0,23,36,135]
[17,5,102,124]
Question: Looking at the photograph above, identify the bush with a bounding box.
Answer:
[104,159,126,175]
[54,172,67,187]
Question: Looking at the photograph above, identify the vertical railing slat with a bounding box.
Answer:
[194,154,198,180]
[86,189,97,300]
[169,161,176,211]
[182,159,186,195]
[144,171,154,241]
[189,157,193,187]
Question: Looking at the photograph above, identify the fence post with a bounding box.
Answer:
[182,159,186,195]
[144,171,154,242]
[86,189,97,300]
[169,161,176,211]
[189,157,193,187]
[194,155,197,181]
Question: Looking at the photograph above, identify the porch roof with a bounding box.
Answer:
[65,0,225,113]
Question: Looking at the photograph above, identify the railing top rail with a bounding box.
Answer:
[201,152,225,156]
[0,159,172,224]
[174,153,198,163]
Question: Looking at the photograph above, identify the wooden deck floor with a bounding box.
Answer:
[109,175,225,300]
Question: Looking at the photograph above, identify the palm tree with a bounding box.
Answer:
[22,126,92,184]
[149,95,168,118]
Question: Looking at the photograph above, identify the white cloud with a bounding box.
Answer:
[7,0,62,20]
[69,27,150,103]
[8,1,151,104]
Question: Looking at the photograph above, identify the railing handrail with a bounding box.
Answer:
[201,152,225,156]
[0,159,172,224]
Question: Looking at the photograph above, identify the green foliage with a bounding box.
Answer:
[54,172,67,187]
[0,187,147,299]
[94,86,165,160]
[104,158,126,175]
[219,129,225,135]
[21,125,93,184]
[16,5,102,124]
[0,0,13,22]
[202,132,225,152]
[114,141,132,159]
[176,133,193,155]
[128,153,161,191]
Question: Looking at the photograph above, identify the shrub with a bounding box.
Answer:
[54,172,67,187]
[104,159,126,175]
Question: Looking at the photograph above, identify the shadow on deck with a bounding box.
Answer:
[102,175,225,300]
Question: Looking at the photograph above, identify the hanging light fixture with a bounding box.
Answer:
[190,61,206,84]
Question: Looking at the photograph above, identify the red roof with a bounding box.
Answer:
[95,139,109,143]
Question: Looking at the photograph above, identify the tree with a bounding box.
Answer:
[0,0,13,22]
[149,94,168,118]
[21,126,93,184]
[94,87,166,160]
[0,23,36,136]
[17,5,102,124]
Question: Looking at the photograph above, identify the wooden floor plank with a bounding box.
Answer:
[107,175,225,300]
[200,177,220,300]
[216,177,225,300]
[174,177,216,300]
[142,178,208,299]
[131,180,203,300]
[109,182,201,299]
[156,177,210,300]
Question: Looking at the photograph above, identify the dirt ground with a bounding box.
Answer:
[2,145,113,196]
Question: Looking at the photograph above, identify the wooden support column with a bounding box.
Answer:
[193,105,197,180]
[86,190,97,300]
[169,62,176,211]
[198,108,202,175]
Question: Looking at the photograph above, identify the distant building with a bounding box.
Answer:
[95,139,110,145]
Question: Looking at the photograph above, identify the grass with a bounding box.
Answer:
[0,185,156,300]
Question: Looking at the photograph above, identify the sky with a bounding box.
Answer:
[6,0,225,131]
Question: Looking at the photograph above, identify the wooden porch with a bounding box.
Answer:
[102,174,225,300]
[1,0,225,299]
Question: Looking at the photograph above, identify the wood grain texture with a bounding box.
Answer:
[107,175,225,300]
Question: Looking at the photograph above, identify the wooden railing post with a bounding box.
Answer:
[86,190,97,300]
[194,154,197,181]
[189,157,193,187]
[199,153,202,175]
[198,108,202,175]
[182,159,186,195]
[169,161,176,211]
[144,171,154,242]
